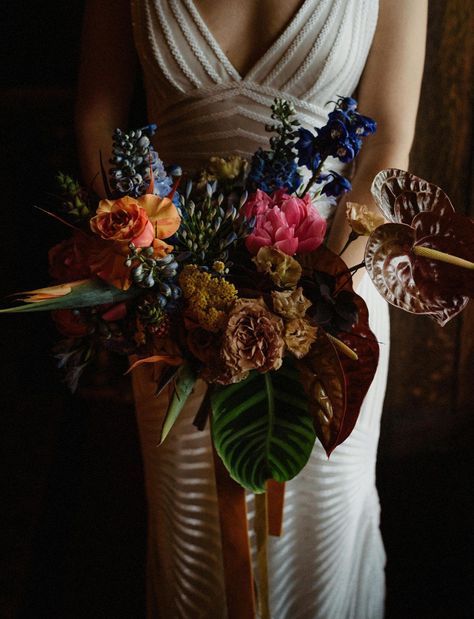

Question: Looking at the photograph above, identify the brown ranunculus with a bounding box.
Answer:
[221,298,284,376]
[284,318,318,359]
[185,324,249,384]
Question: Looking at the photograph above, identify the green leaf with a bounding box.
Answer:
[0,279,140,313]
[211,361,316,493]
[160,363,197,444]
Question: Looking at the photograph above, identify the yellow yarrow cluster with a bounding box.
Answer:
[179,265,238,332]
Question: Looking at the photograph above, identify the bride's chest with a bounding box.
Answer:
[192,0,305,76]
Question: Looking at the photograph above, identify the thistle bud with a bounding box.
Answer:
[239,190,248,208]
[185,179,193,199]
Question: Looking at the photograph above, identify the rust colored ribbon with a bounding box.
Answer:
[212,446,256,619]
[254,492,270,619]
[254,481,285,619]
[267,480,285,537]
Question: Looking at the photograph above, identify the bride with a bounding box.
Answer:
[75,1,427,617]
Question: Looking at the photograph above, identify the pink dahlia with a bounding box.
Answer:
[245,191,327,256]
[241,189,274,219]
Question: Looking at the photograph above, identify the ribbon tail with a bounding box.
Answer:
[267,480,285,537]
[212,444,256,619]
[254,491,271,619]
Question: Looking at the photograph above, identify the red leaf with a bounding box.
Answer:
[297,331,346,457]
[336,296,379,446]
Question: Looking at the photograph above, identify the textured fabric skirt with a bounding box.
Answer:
[132,275,390,619]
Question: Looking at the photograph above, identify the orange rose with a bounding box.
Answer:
[48,233,91,283]
[87,194,181,289]
[90,196,154,246]
[138,194,181,239]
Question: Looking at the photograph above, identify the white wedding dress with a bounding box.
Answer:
[130,1,389,617]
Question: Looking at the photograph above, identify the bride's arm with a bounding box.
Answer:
[327,0,428,286]
[75,0,138,194]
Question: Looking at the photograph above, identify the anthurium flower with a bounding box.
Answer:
[365,168,473,325]
[245,192,326,256]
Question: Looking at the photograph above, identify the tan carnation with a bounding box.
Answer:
[208,155,248,180]
[221,298,284,375]
[284,319,318,359]
[201,365,249,386]
[253,246,302,288]
[272,287,312,320]
[197,156,248,189]
[346,202,385,236]
[185,325,248,384]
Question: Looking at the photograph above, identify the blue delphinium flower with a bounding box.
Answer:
[337,96,358,112]
[318,171,352,197]
[247,149,301,194]
[247,98,304,194]
[296,96,376,171]
[295,128,322,170]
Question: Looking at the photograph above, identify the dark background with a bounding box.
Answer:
[1,2,473,618]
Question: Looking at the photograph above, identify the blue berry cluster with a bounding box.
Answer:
[109,125,174,199]
[126,244,181,311]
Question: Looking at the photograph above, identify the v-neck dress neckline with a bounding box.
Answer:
[132,0,378,170]
[184,0,312,81]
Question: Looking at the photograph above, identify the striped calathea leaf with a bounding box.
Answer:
[211,360,316,493]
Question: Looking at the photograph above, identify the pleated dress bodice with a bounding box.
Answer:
[131,0,379,168]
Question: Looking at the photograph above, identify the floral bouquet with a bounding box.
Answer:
[3,95,474,617]
[2,97,473,496]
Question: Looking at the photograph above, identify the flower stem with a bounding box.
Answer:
[338,231,359,256]
[413,246,474,270]
[333,261,365,295]
[300,161,324,196]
